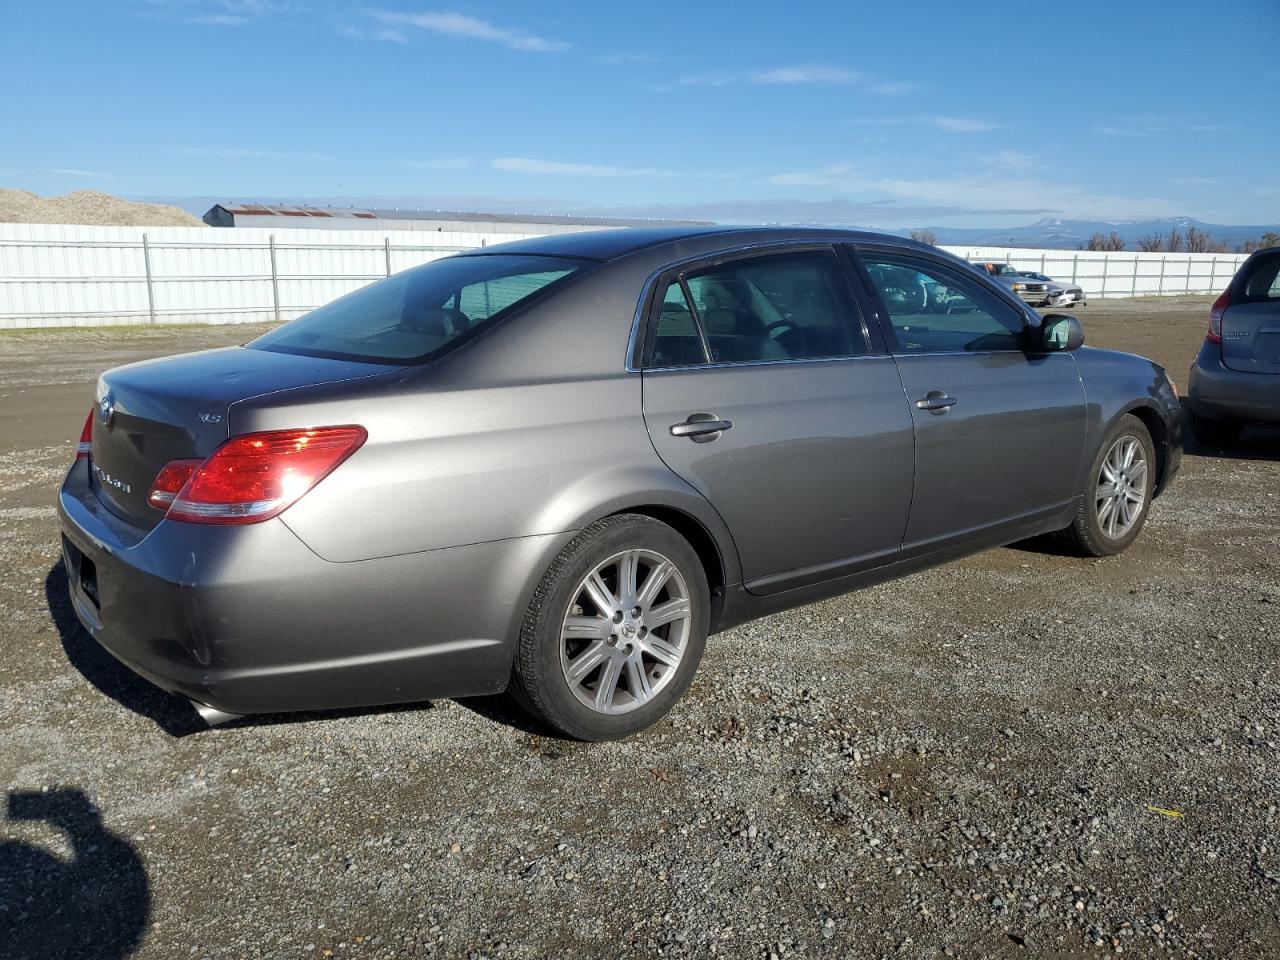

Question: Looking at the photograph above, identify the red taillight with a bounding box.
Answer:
[152,426,366,525]
[76,409,93,459]
[1207,286,1230,344]
[147,459,201,510]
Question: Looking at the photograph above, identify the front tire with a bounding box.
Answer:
[510,514,709,741]
[1053,414,1156,557]
[1190,412,1244,449]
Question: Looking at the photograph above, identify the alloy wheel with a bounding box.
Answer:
[559,549,692,715]
[1095,435,1148,539]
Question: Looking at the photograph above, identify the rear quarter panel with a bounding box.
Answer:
[228,263,742,581]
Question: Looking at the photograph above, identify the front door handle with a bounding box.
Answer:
[915,391,957,414]
[670,414,733,442]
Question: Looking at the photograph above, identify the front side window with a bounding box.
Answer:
[860,255,1025,354]
[649,250,866,366]
[250,254,587,363]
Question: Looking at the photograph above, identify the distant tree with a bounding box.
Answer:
[1137,234,1164,252]
[1244,231,1280,252]
[909,229,938,246]
[1184,225,1225,253]
[1087,230,1125,252]
[1164,228,1183,253]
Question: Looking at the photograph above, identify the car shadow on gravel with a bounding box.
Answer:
[45,562,206,737]
[454,693,566,740]
[0,788,150,960]
[1182,425,1280,462]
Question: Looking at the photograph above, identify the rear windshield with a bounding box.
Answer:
[249,254,589,363]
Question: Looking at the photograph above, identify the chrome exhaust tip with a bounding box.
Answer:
[191,701,241,727]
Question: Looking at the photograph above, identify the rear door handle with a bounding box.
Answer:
[915,391,957,414]
[670,414,733,442]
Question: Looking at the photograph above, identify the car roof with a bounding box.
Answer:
[456,225,925,263]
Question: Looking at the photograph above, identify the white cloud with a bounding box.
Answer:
[752,65,864,85]
[663,72,736,89]
[189,13,246,25]
[849,116,998,133]
[1095,117,1224,137]
[367,10,568,52]
[492,157,679,179]
[978,150,1036,173]
[766,163,1177,220]
[49,168,115,180]
[930,116,997,133]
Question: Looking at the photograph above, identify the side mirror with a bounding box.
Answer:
[1039,313,1084,351]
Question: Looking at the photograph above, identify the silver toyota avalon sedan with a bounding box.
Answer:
[58,227,1183,740]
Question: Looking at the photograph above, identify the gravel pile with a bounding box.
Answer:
[0,188,203,226]
[0,299,1278,959]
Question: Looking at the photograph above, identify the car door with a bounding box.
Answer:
[850,245,1087,554]
[639,245,915,594]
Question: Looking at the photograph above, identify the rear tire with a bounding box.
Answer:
[1190,412,1244,449]
[1053,414,1156,557]
[510,514,709,741]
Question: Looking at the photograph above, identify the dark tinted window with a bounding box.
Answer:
[1240,253,1280,301]
[250,254,587,363]
[652,282,709,367]
[654,250,865,366]
[861,255,1024,354]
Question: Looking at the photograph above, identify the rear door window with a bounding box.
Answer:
[1240,253,1280,301]
[648,249,867,366]
[251,254,588,363]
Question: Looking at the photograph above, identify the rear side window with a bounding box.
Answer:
[1240,253,1280,301]
[250,254,587,363]
[860,254,1025,354]
[649,250,867,367]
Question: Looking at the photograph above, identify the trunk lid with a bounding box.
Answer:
[90,346,398,529]
[1221,301,1280,374]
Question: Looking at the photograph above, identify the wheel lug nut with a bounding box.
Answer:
[632,606,642,617]
[612,611,623,623]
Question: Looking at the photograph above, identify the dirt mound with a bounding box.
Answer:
[0,188,204,226]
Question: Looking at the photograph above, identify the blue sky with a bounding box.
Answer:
[2,0,1278,227]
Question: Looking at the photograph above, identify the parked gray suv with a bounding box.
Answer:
[1187,247,1280,446]
[57,228,1183,740]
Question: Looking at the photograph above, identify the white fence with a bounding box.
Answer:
[0,223,543,330]
[942,244,1248,300]
[0,223,1250,329]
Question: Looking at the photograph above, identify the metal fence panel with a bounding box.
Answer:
[0,223,1252,329]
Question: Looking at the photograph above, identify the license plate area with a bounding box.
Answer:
[61,535,99,609]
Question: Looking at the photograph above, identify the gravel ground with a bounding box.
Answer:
[1,300,1278,960]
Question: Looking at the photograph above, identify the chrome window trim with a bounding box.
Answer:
[624,239,872,373]
[642,353,897,374]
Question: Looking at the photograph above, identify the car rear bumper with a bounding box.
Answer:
[57,458,568,717]
[1048,289,1086,307]
[1187,342,1280,423]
